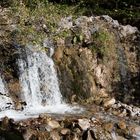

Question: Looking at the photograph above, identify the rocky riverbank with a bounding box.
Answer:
[0,102,140,140]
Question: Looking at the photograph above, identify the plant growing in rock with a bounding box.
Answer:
[89,28,117,64]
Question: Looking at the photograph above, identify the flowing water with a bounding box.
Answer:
[0,75,13,111]
[0,74,8,95]
[18,45,63,107]
[0,45,83,120]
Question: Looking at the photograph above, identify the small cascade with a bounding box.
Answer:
[16,45,82,116]
[0,44,83,120]
[0,74,13,111]
[0,74,8,95]
[18,45,63,108]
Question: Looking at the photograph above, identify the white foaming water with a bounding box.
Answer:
[0,74,8,95]
[111,132,117,140]
[18,45,63,107]
[0,104,82,121]
[0,75,13,111]
[0,45,83,121]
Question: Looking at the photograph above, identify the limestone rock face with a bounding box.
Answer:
[54,16,140,106]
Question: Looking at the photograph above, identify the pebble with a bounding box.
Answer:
[104,98,116,107]
[78,118,90,131]
[61,128,70,135]
[118,121,126,130]
[103,122,114,132]
[50,131,60,140]
[48,120,60,129]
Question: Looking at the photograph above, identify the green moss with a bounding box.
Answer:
[89,29,117,64]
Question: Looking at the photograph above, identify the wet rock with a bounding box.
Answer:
[53,46,64,63]
[38,124,48,131]
[43,38,55,57]
[118,121,126,130]
[61,128,70,135]
[73,128,81,134]
[71,94,77,104]
[133,126,140,139]
[119,103,140,117]
[86,132,93,140]
[98,89,108,98]
[78,118,90,131]
[48,120,60,129]
[38,114,47,119]
[91,127,112,140]
[72,133,79,140]
[0,95,13,111]
[116,136,127,140]
[103,98,116,107]
[15,101,24,110]
[1,116,9,130]
[8,80,21,100]
[103,122,114,132]
[83,130,95,140]
[50,131,61,140]
[23,129,35,140]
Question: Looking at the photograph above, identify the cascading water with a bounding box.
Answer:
[0,74,13,111]
[0,74,8,95]
[18,45,82,115]
[0,44,83,120]
[18,45,63,109]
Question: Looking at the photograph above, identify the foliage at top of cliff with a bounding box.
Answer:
[0,0,139,47]
[0,0,140,29]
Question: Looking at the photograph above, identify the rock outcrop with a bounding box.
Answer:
[54,16,140,106]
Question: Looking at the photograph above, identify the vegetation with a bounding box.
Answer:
[1,0,139,29]
[0,0,139,47]
[89,28,117,64]
[3,1,77,46]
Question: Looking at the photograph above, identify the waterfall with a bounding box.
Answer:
[0,45,82,120]
[0,74,13,111]
[18,45,63,108]
[0,74,8,95]
[17,45,82,115]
